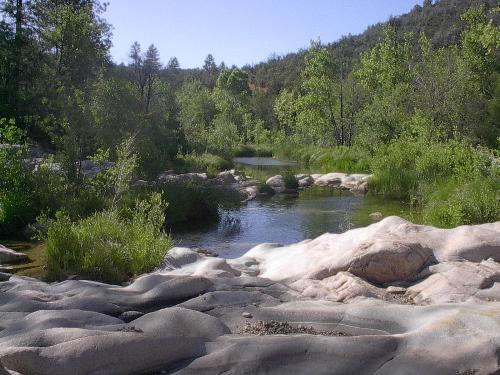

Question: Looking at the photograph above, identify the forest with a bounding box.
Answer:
[0,0,499,282]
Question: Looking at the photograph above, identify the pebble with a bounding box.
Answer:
[242,312,253,318]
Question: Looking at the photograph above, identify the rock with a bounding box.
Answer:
[0,307,230,375]
[314,173,346,187]
[265,175,286,193]
[158,172,208,184]
[297,175,314,188]
[243,185,259,201]
[119,310,144,323]
[78,159,115,178]
[0,217,499,374]
[0,245,28,264]
[369,212,384,221]
[351,180,368,193]
[0,272,11,281]
[217,171,237,184]
[131,179,153,187]
[386,286,406,294]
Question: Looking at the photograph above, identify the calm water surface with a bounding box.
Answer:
[173,157,418,258]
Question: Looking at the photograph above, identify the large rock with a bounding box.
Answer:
[265,175,286,193]
[0,218,499,374]
[0,245,28,264]
[0,307,229,375]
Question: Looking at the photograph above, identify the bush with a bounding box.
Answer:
[176,153,233,175]
[257,182,275,195]
[43,193,172,283]
[234,144,273,157]
[283,173,299,189]
[0,147,34,237]
[422,175,500,228]
[127,180,242,228]
[369,138,490,200]
[272,143,371,173]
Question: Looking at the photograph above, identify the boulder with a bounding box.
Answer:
[265,175,285,193]
[78,160,115,178]
[217,171,237,184]
[296,175,314,188]
[314,173,346,187]
[0,245,28,264]
[369,212,384,222]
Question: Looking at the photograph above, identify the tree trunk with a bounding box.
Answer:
[13,0,23,126]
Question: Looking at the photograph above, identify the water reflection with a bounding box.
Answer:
[173,188,363,258]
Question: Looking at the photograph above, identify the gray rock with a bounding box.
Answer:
[265,175,285,193]
[119,310,144,323]
[242,312,253,318]
[0,245,28,264]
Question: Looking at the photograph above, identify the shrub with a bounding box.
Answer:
[234,144,273,157]
[272,143,371,173]
[43,193,172,283]
[422,175,500,228]
[257,182,275,195]
[283,173,299,189]
[176,153,233,175]
[127,180,242,227]
[369,138,490,200]
[0,147,34,237]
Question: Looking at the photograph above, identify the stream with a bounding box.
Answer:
[6,157,419,277]
[172,157,417,258]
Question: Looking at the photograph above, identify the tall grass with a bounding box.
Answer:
[43,193,172,283]
[369,137,499,227]
[272,144,371,173]
[176,153,233,176]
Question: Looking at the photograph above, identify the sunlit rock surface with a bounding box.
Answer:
[1,217,499,374]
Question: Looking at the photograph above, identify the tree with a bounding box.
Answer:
[294,41,349,146]
[129,41,146,98]
[202,53,217,88]
[143,44,161,113]
[177,80,216,152]
[203,54,216,71]
[167,56,179,70]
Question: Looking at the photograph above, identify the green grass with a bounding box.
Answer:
[422,175,500,228]
[272,144,371,173]
[43,193,172,283]
[176,153,233,176]
[234,144,273,157]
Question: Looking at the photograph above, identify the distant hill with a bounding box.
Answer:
[243,0,499,94]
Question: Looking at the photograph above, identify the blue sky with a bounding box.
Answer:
[106,0,422,69]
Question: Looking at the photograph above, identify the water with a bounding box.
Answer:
[173,188,363,258]
[172,157,418,258]
[7,157,419,277]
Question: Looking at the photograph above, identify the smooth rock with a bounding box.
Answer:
[265,175,286,193]
[0,245,28,264]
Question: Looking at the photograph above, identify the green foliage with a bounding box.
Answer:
[176,153,233,175]
[0,147,33,237]
[234,144,272,157]
[283,173,299,189]
[272,144,371,173]
[0,119,26,143]
[43,193,172,283]
[370,137,493,201]
[205,114,241,157]
[177,80,216,152]
[422,175,499,228]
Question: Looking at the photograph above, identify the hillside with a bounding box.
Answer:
[244,0,499,94]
